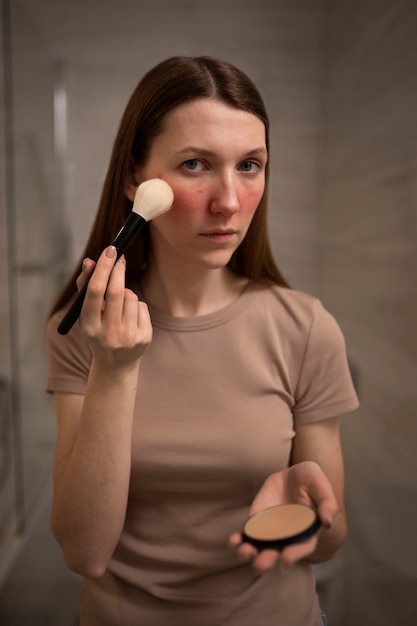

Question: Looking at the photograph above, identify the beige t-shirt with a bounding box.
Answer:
[46,283,359,626]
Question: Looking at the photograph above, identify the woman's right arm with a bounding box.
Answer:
[51,246,152,578]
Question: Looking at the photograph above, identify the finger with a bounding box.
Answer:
[279,534,320,566]
[252,531,321,573]
[76,258,96,291]
[228,532,243,548]
[122,291,149,346]
[236,542,258,562]
[82,246,118,325]
[136,301,153,344]
[102,254,127,324]
[306,475,339,528]
[251,549,280,575]
[122,289,140,328]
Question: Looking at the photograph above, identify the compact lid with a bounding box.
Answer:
[242,503,321,551]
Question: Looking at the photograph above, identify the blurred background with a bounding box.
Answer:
[0,0,416,624]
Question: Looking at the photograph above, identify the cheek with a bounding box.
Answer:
[242,187,264,217]
[165,187,205,222]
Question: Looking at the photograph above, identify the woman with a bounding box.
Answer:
[46,56,359,626]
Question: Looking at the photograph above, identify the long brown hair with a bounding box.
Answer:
[50,56,289,316]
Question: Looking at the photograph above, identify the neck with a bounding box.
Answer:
[140,263,247,318]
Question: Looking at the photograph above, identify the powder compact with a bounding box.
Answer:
[242,503,321,551]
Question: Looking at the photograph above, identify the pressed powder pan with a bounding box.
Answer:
[242,503,321,551]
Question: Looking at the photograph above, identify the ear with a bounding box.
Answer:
[125,180,137,203]
[124,159,141,202]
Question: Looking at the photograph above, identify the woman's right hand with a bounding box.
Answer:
[77,245,153,368]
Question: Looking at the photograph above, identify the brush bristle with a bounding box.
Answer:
[132,178,174,221]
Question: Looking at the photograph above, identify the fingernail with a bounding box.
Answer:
[106,245,116,258]
[82,259,87,271]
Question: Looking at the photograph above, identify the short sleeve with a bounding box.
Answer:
[293,300,359,423]
[45,310,92,395]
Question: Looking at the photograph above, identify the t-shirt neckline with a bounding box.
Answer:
[145,282,259,332]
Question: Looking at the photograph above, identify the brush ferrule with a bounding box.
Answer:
[111,212,147,257]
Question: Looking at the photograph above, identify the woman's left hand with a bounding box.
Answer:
[228,461,340,574]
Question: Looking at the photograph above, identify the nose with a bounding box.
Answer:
[209,175,240,216]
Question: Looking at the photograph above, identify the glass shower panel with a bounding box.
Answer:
[9,1,62,520]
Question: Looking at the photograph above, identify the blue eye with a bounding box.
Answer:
[184,159,200,170]
[240,161,258,172]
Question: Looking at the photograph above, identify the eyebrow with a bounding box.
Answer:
[175,146,268,158]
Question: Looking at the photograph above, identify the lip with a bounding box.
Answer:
[200,230,238,243]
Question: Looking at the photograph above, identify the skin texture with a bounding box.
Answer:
[51,98,347,578]
[131,99,268,316]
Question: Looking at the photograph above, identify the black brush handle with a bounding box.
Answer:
[57,213,146,335]
[57,280,90,335]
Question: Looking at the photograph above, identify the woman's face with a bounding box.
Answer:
[136,98,267,271]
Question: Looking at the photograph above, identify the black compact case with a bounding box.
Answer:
[242,503,321,551]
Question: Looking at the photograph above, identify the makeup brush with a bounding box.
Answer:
[57,178,174,335]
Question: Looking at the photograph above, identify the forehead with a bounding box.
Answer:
[157,98,266,146]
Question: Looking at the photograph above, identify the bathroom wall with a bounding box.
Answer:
[0,0,20,572]
[0,0,63,583]
[18,0,324,294]
[0,0,325,621]
[317,1,417,624]
[0,0,416,625]
[1,0,324,565]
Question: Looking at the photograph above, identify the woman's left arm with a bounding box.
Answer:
[228,416,347,573]
[291,416,347,563]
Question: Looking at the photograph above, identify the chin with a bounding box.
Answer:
[199,252,235,270]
